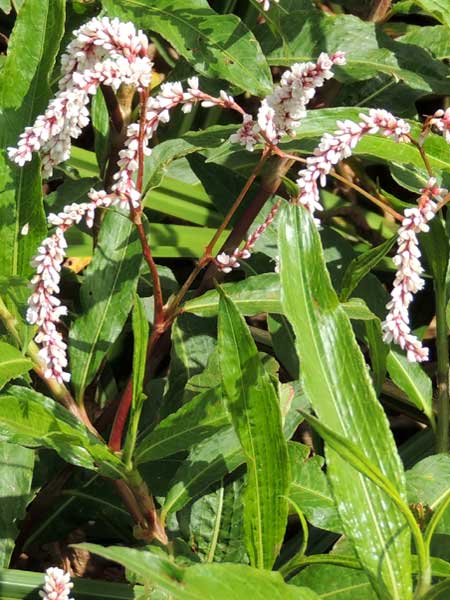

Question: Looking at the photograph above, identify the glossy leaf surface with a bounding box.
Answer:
[279,204,411,599]
[79,544,319,600]
[0,386,126,478]
[218,290,289,570]
[69,210,142,402]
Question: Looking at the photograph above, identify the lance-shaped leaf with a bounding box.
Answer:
[135,386,230,464]
[278,204,412,599]
[0,442,34,567]
[339,235,397,302]
[0,0,65,278]
[77,544,319,600]
[288,442,342,534]
[0,386,126,479]
[69,210,142,402]
[101,0,272,96]
[183,274,282,317]
[217,290,290,570]
[387,350,434,425]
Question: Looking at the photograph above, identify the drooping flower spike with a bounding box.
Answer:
[8,17,152,178]
[295,109,411,220]
[27,191,112,383]
[382,179,446,362]
[230,52,346,150]
[215,201,281,273]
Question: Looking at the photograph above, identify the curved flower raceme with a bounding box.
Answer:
[295,109,410,219]
[230,52,346,150]
[215,201,280,273]
[39,567,74,600]
[8,17,152,177]
[382,179,445,362]
[27,192,112,383]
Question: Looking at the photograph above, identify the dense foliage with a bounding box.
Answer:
[0,1,449,599]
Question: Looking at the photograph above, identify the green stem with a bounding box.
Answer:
[280,554,362,580]
[435,281,449,453]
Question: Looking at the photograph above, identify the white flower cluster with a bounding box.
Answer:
[27,191,112,383]
[8,17,152,177]
[430,107,450,144]
[296,109,411,219]
[39,567,74,600]
[256,0,279,10]
[107,77,240,210]
[216,201,280,273]
[230,52,346,150]
[382,179,445,362]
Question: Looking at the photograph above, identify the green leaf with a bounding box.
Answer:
[0,0,65,278]
[339,235,397,302]
[265,12,450,94]
[183,274,282,317]
[162,385,306,517]
[420,217,449,285]
[69,210,142,402]
[387,350,434,425]
[288,442,342,534]
[122,295,150,465]
[77,544,319,600]
[340,297,378,321]
[101,0,272,96]
[268,314,299,379]
[0,342,32,389]
[278,204,412,599]
[135,387,230,464]
[291,563,376,599]
[182,476,247,564]
[91,88,110,178]
[131,296,149,417]
[399,26,450,61]
[0,443,34,567]
[162,314,217,417]
[218,290,290,570]
[162,427,244,518]
[407,455,450,536]
[413,0,450,28]
[0,386,126,478]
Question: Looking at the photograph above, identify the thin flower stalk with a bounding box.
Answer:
[39,567,74,600]
[108,77,244,210]
[382,179,446,362]
[215,200,280,273]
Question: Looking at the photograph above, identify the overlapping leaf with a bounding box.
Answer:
[279,204,412,599]
[218,290,289,570]
[69,210,142,402]
[102,0,272,96]
[0,386,125,478]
